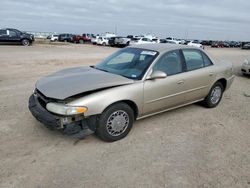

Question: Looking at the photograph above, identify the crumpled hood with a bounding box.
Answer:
[36,66,134,100]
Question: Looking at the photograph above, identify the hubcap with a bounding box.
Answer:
[23,40,29,46]
[106,110,129,136]
[210,86,222,104]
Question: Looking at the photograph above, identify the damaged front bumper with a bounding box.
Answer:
[28,94,95,138]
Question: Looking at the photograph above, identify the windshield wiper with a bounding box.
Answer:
[91,66,110,73]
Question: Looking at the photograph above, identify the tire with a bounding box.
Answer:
[96,103,134,142]
[79,40,84,44]
[202,82,224,108]
[64,39,67,42]
[21,39,30,46]
[102,42,106,46]
[126,41,130,46]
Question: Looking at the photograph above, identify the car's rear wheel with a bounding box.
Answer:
[21,39,30,46]
[102,42,106,46]
[96,103,134,142]
[203,82,224,108]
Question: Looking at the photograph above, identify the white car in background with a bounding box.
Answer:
[50,34,59,42]
[188,40,204,48]
[130,37,154,45]
[166,37,181,44]
[91,36,99,45]
[97,37,109,46]
[241,59,250,75]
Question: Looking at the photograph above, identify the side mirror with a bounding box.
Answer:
[147,70,167,80]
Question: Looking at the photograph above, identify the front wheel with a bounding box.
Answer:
[102,42,106,46]
[202,82,224,108]
[21,39,30,46]
[96,103,134,142]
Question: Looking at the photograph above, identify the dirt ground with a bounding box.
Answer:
[0,43,250,188]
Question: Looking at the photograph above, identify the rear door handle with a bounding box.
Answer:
[177,80,184,84]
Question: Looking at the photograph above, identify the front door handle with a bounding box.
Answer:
[209,72,214,76]
[177,80,184,84]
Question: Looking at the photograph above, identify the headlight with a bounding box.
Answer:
[46,103,87,115]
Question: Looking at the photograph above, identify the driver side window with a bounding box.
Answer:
[9,30,17,37]
[153,50,183,76]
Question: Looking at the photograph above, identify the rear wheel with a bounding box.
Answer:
[203,82,224,108]
[102,42,106,46]
[96,103,134,142]
[21,39,30,46]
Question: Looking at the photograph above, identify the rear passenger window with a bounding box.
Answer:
[182,50,204,71]
[202,52,213,67]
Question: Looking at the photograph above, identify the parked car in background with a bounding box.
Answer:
[223,42,230,48]
[97,36,109,46]
[241,59,250,75]
[72,35,85,44]
[241,59,250,76]
[228,41,240,47]
[108,36,118,47]
[50,34,59,42]
[211,41,224,48]
[58,34,74,42]
[188,40,203,48]
[29,44,234,142]
[166,37,181,44]
[201,40,212,46]
[115,37,131,47]
[91,35,99,45]
[0,28,34,46]
[82,33,92,42]
[152,38,160,43]
[130,37,154,45]
[242,43,250,49]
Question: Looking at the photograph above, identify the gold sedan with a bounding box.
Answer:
[29,44,234,142]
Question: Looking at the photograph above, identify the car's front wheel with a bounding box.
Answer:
[21,39,30,46]
[203,82,224,108]
[96,103,134,142]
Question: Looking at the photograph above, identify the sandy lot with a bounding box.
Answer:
[0,43,250,188]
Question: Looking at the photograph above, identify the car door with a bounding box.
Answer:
[0,29,8,43]
[143,50,187,115]
[179,49,215,103]
[7,29,20,43]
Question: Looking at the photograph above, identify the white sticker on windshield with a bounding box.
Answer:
[141,51,157,56]
[131,74,137,78]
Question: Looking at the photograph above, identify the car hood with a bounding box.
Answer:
[36,66,134,100]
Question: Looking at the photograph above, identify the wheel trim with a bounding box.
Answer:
[210,86,222,104]
[23,40,29,46]
[106,110,129,137]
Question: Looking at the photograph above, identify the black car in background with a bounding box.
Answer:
[58,34,74,42]
[0,28,34,46]
[242,43,250,49]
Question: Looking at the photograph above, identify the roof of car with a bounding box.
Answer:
[128,43,200,53]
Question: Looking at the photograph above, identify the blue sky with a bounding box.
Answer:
[0,0,249,40]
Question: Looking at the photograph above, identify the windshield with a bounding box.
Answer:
[95,48,158,80]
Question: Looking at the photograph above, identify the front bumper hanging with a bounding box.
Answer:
[28,94,95,138]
